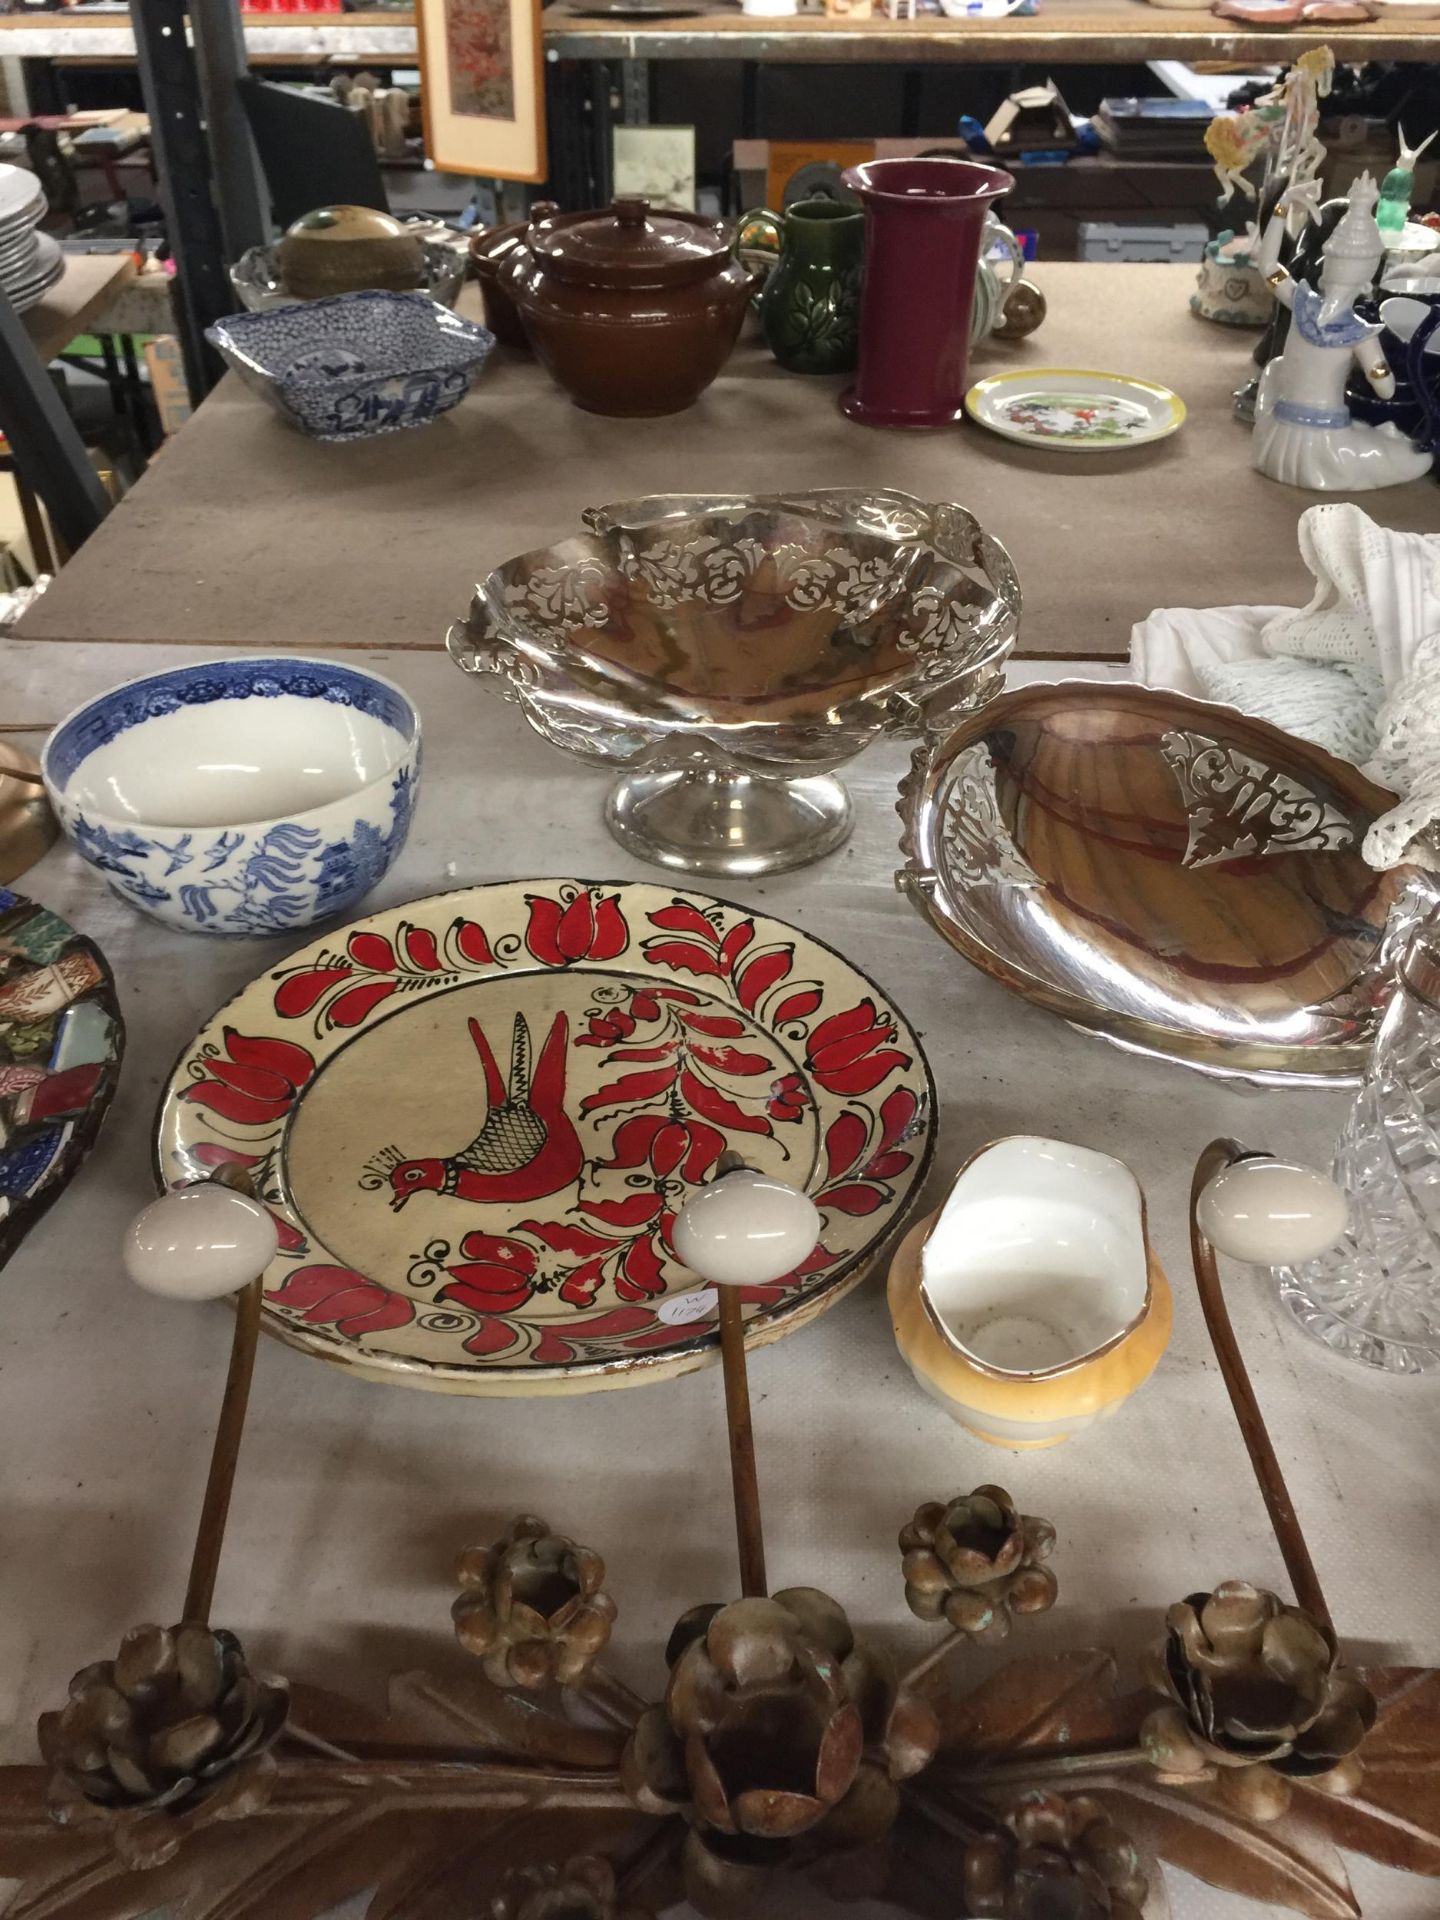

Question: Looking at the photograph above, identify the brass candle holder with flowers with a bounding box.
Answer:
[0,1147,1435,1918]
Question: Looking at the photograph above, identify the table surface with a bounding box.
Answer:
[20,249,135,366]
[0,636,1437,1920]
[17,263,1440,660]
[1,3,1439,63]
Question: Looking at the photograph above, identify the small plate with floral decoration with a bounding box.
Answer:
[964,368,1186,452]
[156,880,935,1394]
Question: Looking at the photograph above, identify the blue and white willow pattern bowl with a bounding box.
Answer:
[207,291,494,441]
[42,658,421,937]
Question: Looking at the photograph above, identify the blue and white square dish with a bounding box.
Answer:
[207,291,495,441]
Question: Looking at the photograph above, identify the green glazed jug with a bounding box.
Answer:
[737,197,864,376]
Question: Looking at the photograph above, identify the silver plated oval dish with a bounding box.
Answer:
[897,681,1422,1086]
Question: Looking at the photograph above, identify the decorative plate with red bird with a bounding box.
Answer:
[155,880,935,1393]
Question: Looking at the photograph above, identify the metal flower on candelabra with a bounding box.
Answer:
[0,1156,1436,1919]
[899,1486,1057,1643]
[38,1623,287,1869]
[620,1582,940,1913]
[1141,1580,1375,1820]
[489,1853,653,1920]
[964,1794,1150,1920]
[453,1515,617,1690]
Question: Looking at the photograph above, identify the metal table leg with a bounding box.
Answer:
[131,0,235,402]
[0,292,109,560]
[11,468,57,579]
[741,61,760,140]
[589,59,614,205]
[119,332,157,461]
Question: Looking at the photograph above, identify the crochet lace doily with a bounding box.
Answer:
[1365,631,1440,871]
[1132,503,1440,872]
[1260,502,1440,678]
[1195,656,1383,768]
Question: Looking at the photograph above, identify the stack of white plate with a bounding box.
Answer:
[0,164,62,315]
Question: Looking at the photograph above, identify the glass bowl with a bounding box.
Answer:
[229,238,466,313]
[446,489,1019,876]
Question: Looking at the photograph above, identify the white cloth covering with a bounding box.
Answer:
[1131,502,1440,870]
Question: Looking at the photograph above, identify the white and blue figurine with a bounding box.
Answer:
[41,656,421,936]
[1252,172,1433,490]
[207,290,494,441]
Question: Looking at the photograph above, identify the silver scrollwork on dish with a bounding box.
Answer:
[937,751,1041,894]
[1159,729,1354,868]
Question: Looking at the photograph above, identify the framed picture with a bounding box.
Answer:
[415,0,546,181]
[613,125,697,210]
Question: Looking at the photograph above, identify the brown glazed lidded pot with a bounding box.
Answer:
[505,196,753,416]
[468,203,556,350]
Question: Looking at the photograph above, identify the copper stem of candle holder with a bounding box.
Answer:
[168,1143,1322,1649]
[717,1286,767,1599]
[1189,1137,1333,1638]
[182,1275,263,1628]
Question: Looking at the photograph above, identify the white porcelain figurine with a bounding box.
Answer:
[1252,173,1434,490]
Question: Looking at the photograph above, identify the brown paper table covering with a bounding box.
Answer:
[0,636,1436,1919]
[16,263,1438,660]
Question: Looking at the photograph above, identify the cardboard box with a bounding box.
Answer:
[732,136,970,211]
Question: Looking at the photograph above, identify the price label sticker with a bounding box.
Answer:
[656,1287,718,1326]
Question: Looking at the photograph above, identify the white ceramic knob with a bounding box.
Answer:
[673,1169,821,1288]
[124,1184,279,1300]
[1197,1157,1347,1268]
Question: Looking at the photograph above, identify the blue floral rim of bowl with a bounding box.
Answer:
[43,656,418,792]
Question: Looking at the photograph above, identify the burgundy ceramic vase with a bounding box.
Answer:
[840,156,1015,429]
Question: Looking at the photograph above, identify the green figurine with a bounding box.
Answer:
[1377,125,1436,236]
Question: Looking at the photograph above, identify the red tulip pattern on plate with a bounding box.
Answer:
[159,881,935,1391]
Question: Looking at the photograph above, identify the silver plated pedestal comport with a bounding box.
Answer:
[1276,913,1440,1372]
[446,490,1019,877]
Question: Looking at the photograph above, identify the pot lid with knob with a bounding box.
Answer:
[527,197,737,290]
